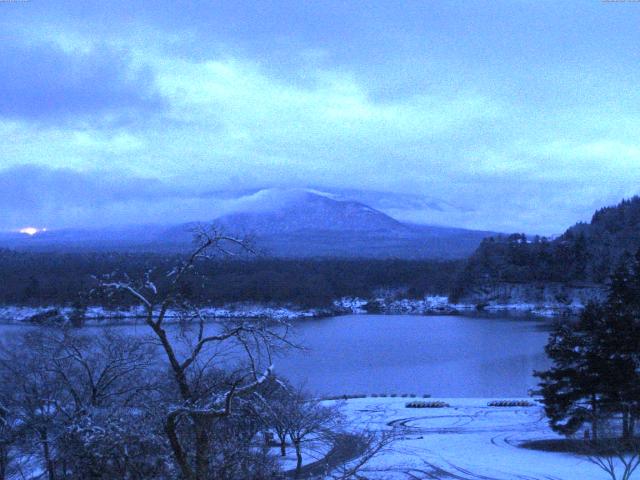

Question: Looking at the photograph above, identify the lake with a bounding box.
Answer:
[278,314,552,397]
[0,313,553,397]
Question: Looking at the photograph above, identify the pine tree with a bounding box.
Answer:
[603,251,640,438]
[536,248,640,440]
[535,304,609,439]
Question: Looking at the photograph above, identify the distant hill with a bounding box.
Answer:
[452,196,640,300]
[0,189,498,259]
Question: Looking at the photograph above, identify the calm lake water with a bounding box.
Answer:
[0,314,552,397]
[278,314,552,397]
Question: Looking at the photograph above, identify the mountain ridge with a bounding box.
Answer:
[1,189,498,259]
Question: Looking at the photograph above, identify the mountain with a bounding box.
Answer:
[0,189,498,259]
[215,189,410,235]
[162,189,498,258]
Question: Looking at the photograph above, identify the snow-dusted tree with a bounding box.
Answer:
[283,388,340,476]
[326,429,398,480]
[0,332,69,480]
[203,389,279,479]
[58,408,171,480]
[256,377,295,457]
[102,226,294,480]
[0,328,165,480]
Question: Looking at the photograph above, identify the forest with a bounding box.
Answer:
[451,196,640,300]
[0,249,463,308]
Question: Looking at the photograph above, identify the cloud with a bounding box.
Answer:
[0,164,180,229]
[0,2,639,236]
[131,55,505,194]
[0,39,163,123]
[156,57,502,140]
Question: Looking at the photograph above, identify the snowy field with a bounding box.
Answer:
[326,397,606,480]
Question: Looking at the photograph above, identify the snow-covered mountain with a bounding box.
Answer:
[214,188,410,235]
[0,189,499,259]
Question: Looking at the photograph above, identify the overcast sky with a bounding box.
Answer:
[0,1,639,235]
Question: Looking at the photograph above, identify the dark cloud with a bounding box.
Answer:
[0,39,163,123]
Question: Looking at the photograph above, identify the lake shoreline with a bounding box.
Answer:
[0,295,581,325]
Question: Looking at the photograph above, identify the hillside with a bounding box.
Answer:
[452,196,640,302]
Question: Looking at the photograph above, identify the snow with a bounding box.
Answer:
[333,297,369,314]
[0,293,585,325]
[380,296,458,314]
[0,303,327,324]
[337,295,583,317]
[274,436,331,472]
[327,397,606,479]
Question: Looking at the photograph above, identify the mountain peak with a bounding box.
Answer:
[214,188,406,235]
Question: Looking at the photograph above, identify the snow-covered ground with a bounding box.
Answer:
[328,397,605,480]
[274,436,331,473]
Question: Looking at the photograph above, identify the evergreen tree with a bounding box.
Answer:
[536,249,640,440]
[536,304,609,439]
[603,252,640,438]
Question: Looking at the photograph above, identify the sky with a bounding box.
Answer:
[0,0,639,235]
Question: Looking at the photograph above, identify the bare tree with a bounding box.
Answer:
[102,226,294,480]
[325,429,397,480]
[0,328,166,480]
[256,377,295,457]
[257,380,396,479]
[0,332,69,480]
[0,403,14,480]
[34,329,155,411]
[585,437,640,480]
[282,388,340,477]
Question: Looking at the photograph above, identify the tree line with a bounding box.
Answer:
[0,249,462,308]
[452,196,640,300]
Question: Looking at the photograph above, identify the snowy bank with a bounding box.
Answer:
[0,293,583,325]
[455,282,606,317]
[0,303,335,325]
[335,295,585,317]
